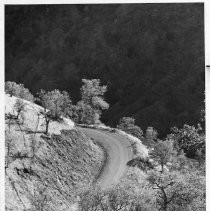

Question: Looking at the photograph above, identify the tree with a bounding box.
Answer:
[79,79,109,124]
[117,117,135,130]
[5,81,34,102]
[38,89,71,119]
[14,99,26,120]
[76,100,95,124]
[167,124,205,158]
[149,140,176,173]
[60,91,72,117]
[37,90,55,134]
[66,104,80,123]
[106,185,136,211]
[37,89,72,134]
[5,81,17,97]
[145,127,158,147]
[117,117,143,140]
[147,171,199,211]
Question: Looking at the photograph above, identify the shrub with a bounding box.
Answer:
[5,81,34,102]
[117,117,143,140]
[127,156,154,172]
[167,124,205,158]
[79,185,138,211]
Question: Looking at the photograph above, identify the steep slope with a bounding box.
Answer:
[5,95,104,211]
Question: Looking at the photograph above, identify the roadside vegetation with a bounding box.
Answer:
[78,97,205,210]
[5,80,205,211]
[79,118,205,211]
[5,80,105,210]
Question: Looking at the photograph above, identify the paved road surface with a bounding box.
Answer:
[79,127,134,188]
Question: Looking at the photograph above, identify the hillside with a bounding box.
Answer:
[5,3,205,137]
[5,95,104,211]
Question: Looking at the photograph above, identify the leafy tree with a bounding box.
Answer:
[106,185,136,211]
[37,90,56,134]
[5,81,17,97]
[145,127,158,147]
[149,140,176,173]
[76,100,95,124]
[117,117,135,130]
[37,89,72,134]
[79,79,109,124]
[38,89,71,119]
[14,99,26,120]
[5,81,34,102]
[167,124,205,157]
[117,117,143,140]
[60,91,72,117]
[66,104,80,123]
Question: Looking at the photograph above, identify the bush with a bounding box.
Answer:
[127,156,154,172]
[117,117,143,140]
[167,124,205,158]
[5,81,34,102]
[79,184,138,211]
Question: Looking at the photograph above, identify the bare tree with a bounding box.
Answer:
[147,171,197,211]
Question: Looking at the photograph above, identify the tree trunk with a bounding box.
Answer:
[161,187,168,211]
[161,163,164,173]
[16,111,20,119]
[45,119,49,134]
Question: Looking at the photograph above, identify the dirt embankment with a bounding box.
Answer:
[5,95,104,211]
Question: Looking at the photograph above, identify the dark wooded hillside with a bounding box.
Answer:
[5,3,205,137]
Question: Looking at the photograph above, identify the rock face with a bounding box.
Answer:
[5,95,104,211]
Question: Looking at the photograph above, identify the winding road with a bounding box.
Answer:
[79,127,134,188]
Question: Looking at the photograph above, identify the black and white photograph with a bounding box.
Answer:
[2,1,207,210]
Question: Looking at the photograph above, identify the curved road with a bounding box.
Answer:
[79,127,134,188]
